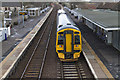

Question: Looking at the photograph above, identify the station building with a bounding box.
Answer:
[0,2,21,42]
[25,7,41,17]
[72,9,120,51]
[0,10,12,42]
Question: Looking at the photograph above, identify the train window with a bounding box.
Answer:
[75,32,79,34]
[59,25,63,28]
[58,32,63,34]
[75,35,80,44]
[58,35,63,45]
[67,23,71,25]
[58,13,60,16]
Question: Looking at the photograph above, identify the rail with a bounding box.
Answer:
[58,61,87,80]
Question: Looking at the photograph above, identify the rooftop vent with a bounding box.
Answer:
[59,25,63,28]
[67,23,71,25]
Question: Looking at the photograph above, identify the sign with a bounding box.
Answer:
[19,11,27,15]
[18,11,27,27]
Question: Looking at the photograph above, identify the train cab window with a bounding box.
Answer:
[58,32,63,34]
[58,35,64,45]
[75,35,80,44]
[59,25,63,28]
[67,23,71,25]
[58,13,60,16]
[75,32,79,34]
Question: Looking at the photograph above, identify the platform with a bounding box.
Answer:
[0,8,53,79]
[65,7,120,79]
[82,36,114,79]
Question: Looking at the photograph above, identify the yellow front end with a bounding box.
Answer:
[56,28,82,62]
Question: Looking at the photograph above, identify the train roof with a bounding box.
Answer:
[57,25,80,31]
[57,13,75,28]
[57,9,79,32]
[58,9,66,14]
[58,14,71,26]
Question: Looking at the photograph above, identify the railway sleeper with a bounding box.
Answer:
[63,66,76,68]
[64,76,79,79]
[29,66,41,68]
[63,64,75,67]
[64,73,79,76]
[27,71,39,73]
[64,71,78,74]
[24,75,38,78]
[63,68,77,71]
[81,73,86,76]
[26,72,39,75]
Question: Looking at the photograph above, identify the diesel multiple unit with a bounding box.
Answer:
[56,9,82,61]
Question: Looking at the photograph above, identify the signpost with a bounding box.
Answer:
[18,11,27,27]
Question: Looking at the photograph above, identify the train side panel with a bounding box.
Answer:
[56,9,82,62]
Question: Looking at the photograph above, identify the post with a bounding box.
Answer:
[22,15,24,27]
[18,11,20,24]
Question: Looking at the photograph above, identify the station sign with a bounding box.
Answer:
[19,11,27,15]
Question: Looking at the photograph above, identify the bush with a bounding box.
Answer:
[14,22,18,25]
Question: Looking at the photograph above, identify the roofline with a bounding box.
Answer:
[57,26,80,32]
[82,16,120,31]
[105,27,120,31]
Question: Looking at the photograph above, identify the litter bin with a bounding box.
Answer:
[5,33,7,40]
[5,29,7,40]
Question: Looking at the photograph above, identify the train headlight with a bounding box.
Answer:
[76,45,79,47]
[59,45,63,47]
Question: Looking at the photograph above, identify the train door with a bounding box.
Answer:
[66,34,72,52]
[64,30,73,52]
[64,30,73,59]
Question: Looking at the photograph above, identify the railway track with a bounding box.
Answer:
[8,4,94,80]
[57,61,87,80]
[9,6,57,79]
[20,9,56,79]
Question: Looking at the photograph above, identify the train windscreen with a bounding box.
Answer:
[75,35,80,44]
[58,35,64,45]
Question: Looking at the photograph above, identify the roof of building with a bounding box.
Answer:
[2,2,21,7]
[74,8,119,30]
[25,7,41,10]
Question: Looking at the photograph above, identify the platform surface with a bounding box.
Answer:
[66,9,120,79]
[82,37,114,79]
[0,8,53,79]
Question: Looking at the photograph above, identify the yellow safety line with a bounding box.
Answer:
[82,36,114,80]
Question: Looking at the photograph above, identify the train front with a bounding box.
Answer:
[56,9,82,62]
[56,25,82,62]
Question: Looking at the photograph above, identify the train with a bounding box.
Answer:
[56,9,82,62]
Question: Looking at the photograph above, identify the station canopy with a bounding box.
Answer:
[25,7,41,11]
[74,8,120,31]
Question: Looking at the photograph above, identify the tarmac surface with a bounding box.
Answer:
[1,11,48,62]
[69,13,120,79]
